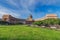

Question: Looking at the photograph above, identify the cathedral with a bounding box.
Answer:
[2,14,34,24]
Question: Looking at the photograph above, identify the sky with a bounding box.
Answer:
[0,0,60,19]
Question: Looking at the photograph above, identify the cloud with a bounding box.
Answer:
[0,0,60,19]
[0,6,20,18]
[35,0,60,5]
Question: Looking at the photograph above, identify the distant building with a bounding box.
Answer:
[35,14,58,21]
[45,14,57,19]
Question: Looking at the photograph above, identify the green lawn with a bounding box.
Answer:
[0,25,60,40]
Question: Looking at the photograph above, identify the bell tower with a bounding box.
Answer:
[26,14,34,24]
[27,14,33,21]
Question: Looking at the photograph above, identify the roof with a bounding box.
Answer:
[46,14,57,17]
[35,14,58,21]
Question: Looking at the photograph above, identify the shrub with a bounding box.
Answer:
[33,18,60,26]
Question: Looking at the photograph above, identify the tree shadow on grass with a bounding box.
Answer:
[0,36,36,40]
[0,38,30,40]
[0,38,20,40]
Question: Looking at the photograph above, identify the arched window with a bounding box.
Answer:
[4,18,7,21]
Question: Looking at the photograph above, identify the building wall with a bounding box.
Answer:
[2,14,26,24]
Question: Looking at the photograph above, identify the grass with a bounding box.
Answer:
[0,25,60,40]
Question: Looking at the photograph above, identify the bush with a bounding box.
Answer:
[33,18,60,26]
[0,21,10,25]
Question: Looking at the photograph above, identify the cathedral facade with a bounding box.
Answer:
[2,14,34,24]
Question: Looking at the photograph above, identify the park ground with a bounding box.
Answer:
[0,25,60,40]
